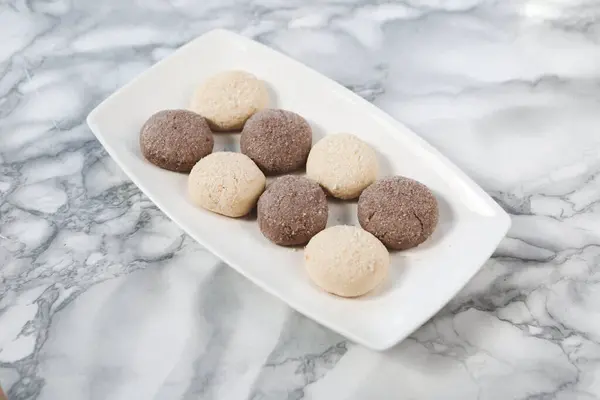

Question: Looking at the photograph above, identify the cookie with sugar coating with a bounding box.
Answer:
[358,176,438,250]
[139,109,213,172]
[188,152,266,217]
[304,225,389,297]
[241,109,312,175]
[306,133,378,199]
[257,175,327,246]
[190,70,269,131]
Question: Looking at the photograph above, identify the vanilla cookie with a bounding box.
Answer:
[190,70,269,131]
[304,225,389,297]
[306,133,378,199]
[188,152,266,217]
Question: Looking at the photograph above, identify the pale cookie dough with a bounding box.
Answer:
[190,70,270,131]
[188,152,266,217]
[306,133,378,199]
[304,225,389,297]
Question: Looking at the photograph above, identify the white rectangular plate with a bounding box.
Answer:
[87,29,510,350]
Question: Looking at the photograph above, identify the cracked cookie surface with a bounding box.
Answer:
[357,176,438,250]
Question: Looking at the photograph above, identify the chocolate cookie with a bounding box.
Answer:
[241,109,312,175]
[140,109,213,172]
[357,176,438,250]
[257,175,328,246]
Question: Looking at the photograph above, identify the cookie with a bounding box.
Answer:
[358,176,438,250]
[189,70,269,131]
[304,225,389,297]
[139,109,213,172]
[257,175,327,245]
[188,152,266,217]
[241,109,312,175]
[306,133,378,199]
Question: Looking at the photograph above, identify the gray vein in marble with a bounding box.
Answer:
[249,313,347,400]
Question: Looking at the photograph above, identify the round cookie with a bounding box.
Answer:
[358,176,438,250]
[188,152,266,217]
[258,176,327,246]
[139,109,213,172]
[304,225,389,298]
[306,133,378,199]
[241,109,312,175]
[190,70,269,131]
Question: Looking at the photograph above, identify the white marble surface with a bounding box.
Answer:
[2,0,600,398]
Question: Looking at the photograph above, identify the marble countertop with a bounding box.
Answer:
[2,0,600,399]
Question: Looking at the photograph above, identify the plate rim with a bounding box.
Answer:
[87,28,511,351]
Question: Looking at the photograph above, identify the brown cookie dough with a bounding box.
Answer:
[241,109,312,175]
[257,175,328,246]
[140,109,213,172]
[357,176,438,250]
